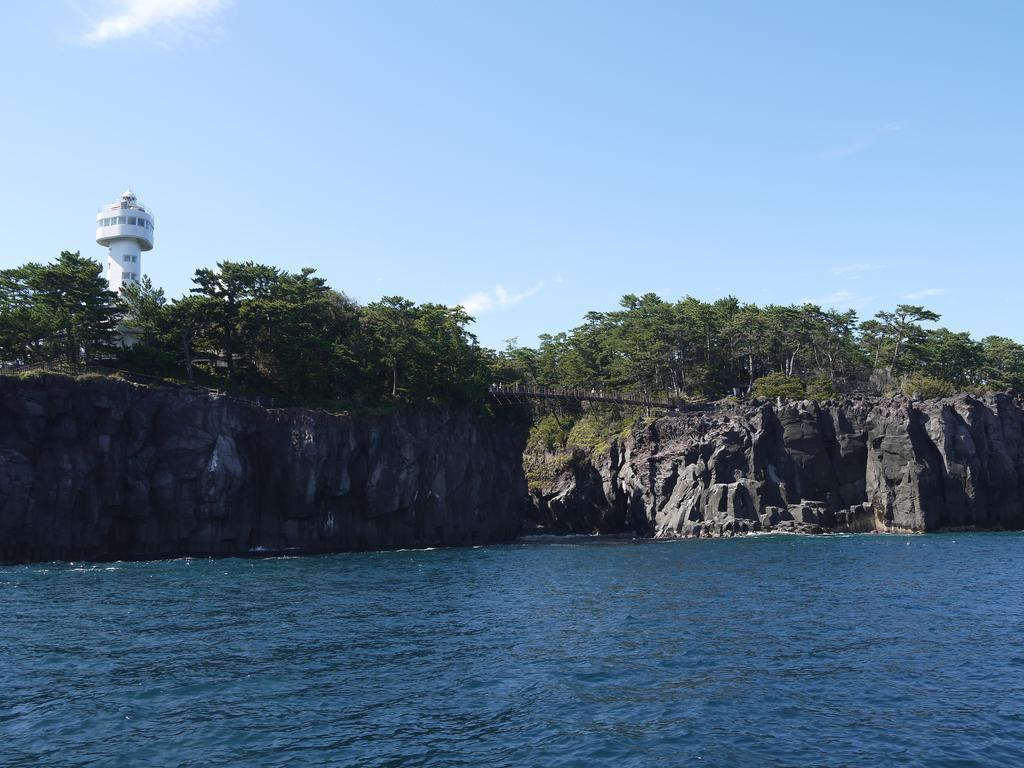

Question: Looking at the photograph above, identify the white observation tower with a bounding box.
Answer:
[96,188,154,294]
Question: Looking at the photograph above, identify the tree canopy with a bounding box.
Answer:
[494,295,1024,399]
[0,255,491,408]
[2,252,1022,404]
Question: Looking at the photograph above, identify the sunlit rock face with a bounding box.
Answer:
[0,376,527,564]
[527,394,1024,537]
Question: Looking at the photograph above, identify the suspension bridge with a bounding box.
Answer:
[488,382,694,411]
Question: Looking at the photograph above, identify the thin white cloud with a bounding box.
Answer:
[801,290,876,310]
[829,264,886,278]
[81,0,229,44]
[461,282,545,316]
[903,288,946,300]
[821,121,906,159]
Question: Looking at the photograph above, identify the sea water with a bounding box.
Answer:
[2,534,1023,766]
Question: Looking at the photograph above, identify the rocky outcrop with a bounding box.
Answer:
[0,376,527,563]
[867,396,1024,532]
[528,394,1024,537]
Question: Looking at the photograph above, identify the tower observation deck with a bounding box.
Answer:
[96,188,154,294]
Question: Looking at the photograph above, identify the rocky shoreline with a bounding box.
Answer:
[527,393,1024,537]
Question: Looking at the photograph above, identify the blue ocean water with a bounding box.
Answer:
[2,534,1024,767]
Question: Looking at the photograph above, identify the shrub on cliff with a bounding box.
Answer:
[806,376,837,401]
[564,407,642,459]
[752,372,806,400]
[530,414,570,452]
[901,374,955,399]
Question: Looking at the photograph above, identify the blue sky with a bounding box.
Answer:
[1,1,1021,349]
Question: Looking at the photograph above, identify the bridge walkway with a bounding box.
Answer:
[488,383,708,412]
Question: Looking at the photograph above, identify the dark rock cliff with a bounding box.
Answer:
[527,394,1024,536]
[0,376,527,563]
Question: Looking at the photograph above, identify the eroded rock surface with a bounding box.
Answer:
[0,376,526,563]
[528,394,1024,537]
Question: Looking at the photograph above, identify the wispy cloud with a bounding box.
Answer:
[80,0,229,45]
[903,287,946,300]
[821,122,906,159]
[801,290,876,310]
[829,264,887,278]
[460,282,545,316]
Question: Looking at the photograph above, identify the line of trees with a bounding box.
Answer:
[492,293,1024,399]
[2,253,1022,405]
[0,253,490,407]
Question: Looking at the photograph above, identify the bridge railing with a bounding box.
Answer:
[487,382,678,409]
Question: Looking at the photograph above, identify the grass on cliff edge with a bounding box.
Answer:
[0,367,517,421]
[525,406,648,493]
